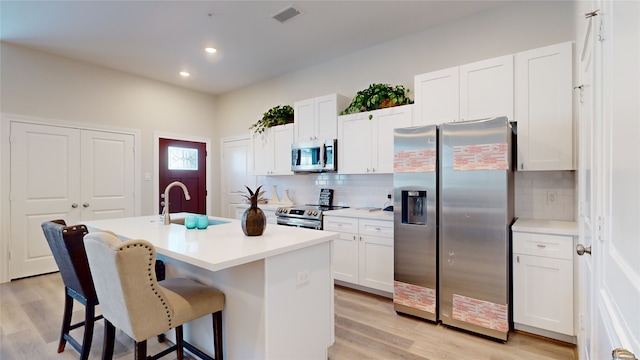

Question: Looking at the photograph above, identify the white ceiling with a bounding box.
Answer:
[1,1,510,95]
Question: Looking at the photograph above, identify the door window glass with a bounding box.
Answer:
[168,146,198,170]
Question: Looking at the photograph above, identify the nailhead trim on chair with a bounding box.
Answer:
[119,243,173,328]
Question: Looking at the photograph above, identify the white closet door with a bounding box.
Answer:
[9,122,81,278]
[9,122,135,279]
[80,130,134,220]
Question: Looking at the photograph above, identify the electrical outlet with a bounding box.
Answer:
[387,190,392,199]
[296,269,310,286]
[547,191,558,205]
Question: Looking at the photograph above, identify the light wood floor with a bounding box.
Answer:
[1,272,576,359]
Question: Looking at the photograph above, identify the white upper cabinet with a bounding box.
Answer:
[294,94,349,142]
[516,41,574,171]
[252,123,294,176]
[413,54,513,126]
[413,67,460,126]
[338,105,413,174]
[459,54,514,122]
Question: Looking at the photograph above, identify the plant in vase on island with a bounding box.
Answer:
[241,186,266,236]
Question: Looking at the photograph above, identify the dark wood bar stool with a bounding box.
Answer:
[84,231,225,360]
[41,220,103,360]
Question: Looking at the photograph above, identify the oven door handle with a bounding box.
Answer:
[277,217,322,230]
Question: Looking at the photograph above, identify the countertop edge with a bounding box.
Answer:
[512,218,578,236]
[323,208,394,221]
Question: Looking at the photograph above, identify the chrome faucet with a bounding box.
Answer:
[162,181,191,225]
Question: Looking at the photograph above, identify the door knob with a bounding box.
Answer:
[71,203,78,208]
[612,348,638,360]
[82,203,90,208]
[576,244,592,256]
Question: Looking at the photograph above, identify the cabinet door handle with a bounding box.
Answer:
[516,255,520,263]
[537,244,546,248]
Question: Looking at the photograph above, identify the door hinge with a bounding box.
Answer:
[596,215,605,241]
[585,9,599,18]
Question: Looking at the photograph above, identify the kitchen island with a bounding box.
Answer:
[83,214,338,360]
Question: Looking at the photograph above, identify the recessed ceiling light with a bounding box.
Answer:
[205,47,217,54]
[179,71,190,77]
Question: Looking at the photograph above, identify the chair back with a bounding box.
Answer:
[41,220,96,300]
[83,231,174,341]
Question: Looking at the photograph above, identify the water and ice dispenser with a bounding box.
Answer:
[402,190,427,225]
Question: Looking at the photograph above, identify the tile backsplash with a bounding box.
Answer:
[258,170,576,221]
[514,170,576,221]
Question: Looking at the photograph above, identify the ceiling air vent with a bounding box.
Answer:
[272,6,301,23]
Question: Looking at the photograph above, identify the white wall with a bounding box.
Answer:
[215,1,576,139]
[0,42,218,216]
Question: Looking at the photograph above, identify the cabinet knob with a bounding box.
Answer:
[576,244,592,256]
[83,202,90,208]
[71,203,79,208]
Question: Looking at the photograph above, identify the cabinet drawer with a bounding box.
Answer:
[324,216,358,234]
[513,232,573,260]
[359,219,393,238]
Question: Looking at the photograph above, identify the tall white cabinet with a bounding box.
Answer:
[338,105,412,174]
[515,41,574,171]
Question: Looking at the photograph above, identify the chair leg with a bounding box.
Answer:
[134,340,147,360]
[58,291,74,353]
[102,319,115,360]
[213,311,223,360]
[175,325,184,360]
[80,303,96,360]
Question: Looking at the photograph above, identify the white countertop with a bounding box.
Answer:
[323,208,394,221]
[512,218,578,236]
[83,214,338,273]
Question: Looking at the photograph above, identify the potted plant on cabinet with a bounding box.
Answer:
[249,105,294,134]
[340,83,413,117]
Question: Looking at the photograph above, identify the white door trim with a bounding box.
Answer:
[153,131,211,216]
[0,112,142,283]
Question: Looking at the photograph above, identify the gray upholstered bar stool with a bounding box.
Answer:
[83,231,224,360]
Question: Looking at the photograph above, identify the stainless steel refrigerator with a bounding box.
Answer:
[393,117,514,341]
[393,124,438,322]
[438,117,514,341]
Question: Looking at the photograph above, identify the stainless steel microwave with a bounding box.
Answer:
[291,139,337,173]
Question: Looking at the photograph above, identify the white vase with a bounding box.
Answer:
[271,185,280,204]
[281,189,293,205]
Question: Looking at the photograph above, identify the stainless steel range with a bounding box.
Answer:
[275,205,348,230]
[276,189,347,230]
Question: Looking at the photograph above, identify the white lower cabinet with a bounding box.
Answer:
[513,231,574,339]
[324,216,394,293]
[233,204,277,224]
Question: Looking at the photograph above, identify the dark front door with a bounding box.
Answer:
[159,138,207,215]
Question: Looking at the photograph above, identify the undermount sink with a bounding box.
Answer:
[170,217,229,226]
